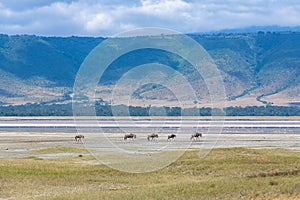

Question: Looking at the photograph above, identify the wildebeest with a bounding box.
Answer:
[147,133,158,141]
[75,134,84,143]
[191,132,202,141]
[124,133,136,140]
[167,134,176,141]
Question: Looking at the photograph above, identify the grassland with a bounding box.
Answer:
[0,147,300,200]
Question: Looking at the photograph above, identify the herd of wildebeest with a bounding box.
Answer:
[75,132,202,143]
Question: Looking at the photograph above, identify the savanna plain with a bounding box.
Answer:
[0,117,300,200]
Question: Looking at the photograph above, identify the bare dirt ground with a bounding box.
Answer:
[1,130,300,160]
[0,132,81,159]
[1,116,299,160]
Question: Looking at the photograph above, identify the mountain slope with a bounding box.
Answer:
[0,32,299,107]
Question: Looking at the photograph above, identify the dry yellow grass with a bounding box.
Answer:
[0,147,300,200]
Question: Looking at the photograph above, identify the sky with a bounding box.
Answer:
[0,0,300,36]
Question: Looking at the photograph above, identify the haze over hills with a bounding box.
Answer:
[0,31,299,108]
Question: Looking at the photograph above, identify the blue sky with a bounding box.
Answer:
[0,0,299,36]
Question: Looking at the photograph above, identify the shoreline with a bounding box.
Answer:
[0,116,300,121]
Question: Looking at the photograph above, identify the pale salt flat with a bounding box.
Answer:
[0,118,300,159]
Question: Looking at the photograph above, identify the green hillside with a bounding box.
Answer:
[0,34,104,86]
[0,32,299,107]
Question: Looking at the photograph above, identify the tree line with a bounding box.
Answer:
[0,103,299,116]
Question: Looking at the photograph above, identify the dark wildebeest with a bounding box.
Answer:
[147,133,158,141]
[75,134,84,143]
[124,133,136,140]
[167,134,176,141]
[191,132,202,141]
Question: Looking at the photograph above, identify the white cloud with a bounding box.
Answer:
[140,0,190,15]
[0,0,299,36]
[86,13,113,32]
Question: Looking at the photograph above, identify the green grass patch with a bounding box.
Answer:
[0,147,300,200]
[32,147,89,154]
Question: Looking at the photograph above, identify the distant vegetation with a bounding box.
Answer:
[0,31,300,107]
[0,103,299,116]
